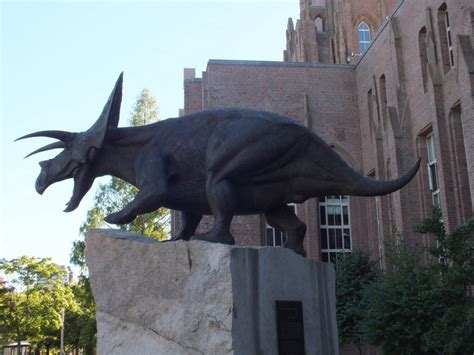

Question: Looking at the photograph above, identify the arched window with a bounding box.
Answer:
[419,27,428,91]
[438,3,454,72]
[358,22,371,54]
[315,17,324,32]
[379,74,387,129]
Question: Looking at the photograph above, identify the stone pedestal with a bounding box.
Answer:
[86,229,339,354]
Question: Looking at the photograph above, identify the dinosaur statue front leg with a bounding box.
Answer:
[104,186,165,225]
[191,176,236,245]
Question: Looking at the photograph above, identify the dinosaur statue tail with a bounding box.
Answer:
[348,158,421,196]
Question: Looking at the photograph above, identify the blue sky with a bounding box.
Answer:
[1,1,299,266]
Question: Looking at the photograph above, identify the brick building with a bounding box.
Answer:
[173,0,474,266]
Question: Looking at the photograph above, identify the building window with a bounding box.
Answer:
[438,3,454,72]
[265,204,296,247]
[448,103,472,221]
[358,22,371,54]
[426,134,441,207]
[367,89,374,140]
[379,74,388,129]
[319,196,352,263]
[418,27,428,91]
[445,11,454,67]
[315,17,324,32]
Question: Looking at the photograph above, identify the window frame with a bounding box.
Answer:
[319,195,352,263]
[315,16,324,33]
[358,22,372,55]
[438,3,454,73]
[426,133,441,207]
[418,26,428,91]
[445,10,455,68]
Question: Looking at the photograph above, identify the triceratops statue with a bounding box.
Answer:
[18,73,420,256]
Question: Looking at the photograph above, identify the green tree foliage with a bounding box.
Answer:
[0,257,78,352]
[413,207,474,292]
[412,208,474,353]
[130,88,159,126]
[63,278,96,354]
[361,208,474,354]
[361,242,442,354]
[0,279,10,346]
[336,251,379,354]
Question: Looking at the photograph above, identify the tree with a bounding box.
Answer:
[130,88,159,126]
[62,278,96,355]
[412,208,474,353]
[0,277,11,346]
[361,241,440,354]
[361,209,474,354]
[0,257,78,354]
[336,250,379,354]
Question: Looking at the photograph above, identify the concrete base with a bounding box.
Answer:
[86,229,339,354]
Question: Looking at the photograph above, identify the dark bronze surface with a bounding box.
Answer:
[18,73,420,256]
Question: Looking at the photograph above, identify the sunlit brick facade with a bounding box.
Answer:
[173,0,474,267]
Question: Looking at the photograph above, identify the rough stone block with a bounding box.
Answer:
[86,229,338,354]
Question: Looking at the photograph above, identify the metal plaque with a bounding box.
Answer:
[275,300,305,355]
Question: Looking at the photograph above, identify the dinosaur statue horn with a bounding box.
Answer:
[85,72,123,149]
[15,130,75,142]
[24,141,66,158]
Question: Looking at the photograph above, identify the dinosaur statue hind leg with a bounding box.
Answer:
[190,175,236,245]
[191,120,306,246]
[265,205,307,257]
[170,211,202,241]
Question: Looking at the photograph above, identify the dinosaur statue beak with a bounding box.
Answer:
[35,161,51,195]
[64,166,95,212]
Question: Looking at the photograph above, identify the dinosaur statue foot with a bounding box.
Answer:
[292,246,307,257]
[161,235,184,243]
[190,231,235,245]
[285,241,307,257]
[165,233,191,242]
[104,211,135,225]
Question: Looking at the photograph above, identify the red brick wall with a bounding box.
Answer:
[286,0,401,65]
[184,79,203,114]
[193,60,362,260]
[174,0,473,266]
[354,0,474,250]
